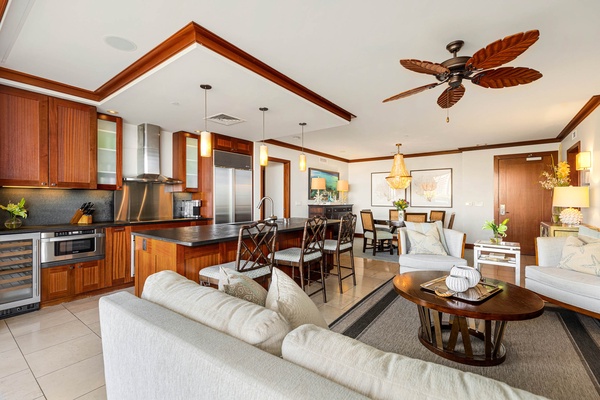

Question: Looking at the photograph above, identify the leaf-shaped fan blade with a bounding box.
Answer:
[400,59,449,76]
[471,67,542,89]
[467,30,540,71]
[437,85,465,109]
[382,83,440,103]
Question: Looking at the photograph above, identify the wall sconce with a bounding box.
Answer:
[576,151,592,186]
[337,180,349,204]
[311,177,326,204]
[553,186,590,226]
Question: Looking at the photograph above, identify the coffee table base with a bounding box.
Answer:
[416,305,508,366]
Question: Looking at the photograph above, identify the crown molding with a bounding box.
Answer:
[556,95,600,141]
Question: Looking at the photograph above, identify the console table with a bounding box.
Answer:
[308,204,353,219]
[540,221,579,237]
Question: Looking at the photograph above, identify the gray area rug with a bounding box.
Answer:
[330,279,600,400]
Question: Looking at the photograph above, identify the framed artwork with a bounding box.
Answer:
[410,168,452,207]
[371,172,408,207]
[308,168,339,200]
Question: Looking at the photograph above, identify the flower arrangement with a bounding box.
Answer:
[482,218,509,243]
[539,157,570,190]
[1,198,27,229]
[393,199,409,211]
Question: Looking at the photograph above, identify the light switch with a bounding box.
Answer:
[475,202,483,207]
[465,202,472,206]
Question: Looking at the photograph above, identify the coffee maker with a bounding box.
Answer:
[181,200,201,218]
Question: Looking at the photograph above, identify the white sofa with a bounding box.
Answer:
[525,231,600,319]
[99,272,544,400]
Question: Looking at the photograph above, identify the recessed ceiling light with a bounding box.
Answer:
[194,130,201,134]
[104,36,137,52]
[106,109,119,114]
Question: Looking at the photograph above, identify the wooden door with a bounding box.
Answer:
[0,85,49,186]
[49,97,97,188]
[495,152,556,255]
[260,157,290,219]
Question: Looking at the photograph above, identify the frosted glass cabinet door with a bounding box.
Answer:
[185,136,198,190]
[97,114,123,190]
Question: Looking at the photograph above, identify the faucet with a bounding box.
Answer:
[257,196,277,221]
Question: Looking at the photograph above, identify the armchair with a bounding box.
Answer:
[398,225,467,274]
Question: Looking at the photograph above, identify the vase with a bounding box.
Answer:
[445,275,470,293]
[450,265,481,288]
[397,210,405,222]
[4,216,22,229]
[490,234,502,244]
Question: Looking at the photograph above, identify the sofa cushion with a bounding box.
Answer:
[282,324,543,400]
[266,267,328,330]
[526,265,600,299]
[406,228,447,255]
[219,267,268,306]
[399,254,468,270]
[142,270,290,356]
[404,221,449,253]
[557,236,600,276]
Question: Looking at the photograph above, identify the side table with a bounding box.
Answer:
[473,240,521,286]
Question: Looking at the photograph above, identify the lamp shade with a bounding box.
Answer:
[200,131,211,157]
[311,177,326,190]
[337,180,349,192]
[553,186,589,208]
[299,154,306,172]
[259,144,268,167]
[576,151,591,170]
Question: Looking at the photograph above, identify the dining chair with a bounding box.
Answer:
[429,210,446,225]
[447,212,456,229]
[323,212,357,293]
[273,216,328,303]
[360,210,394,255]
[404,212,428,222]
[199,220,278,286]
[389,209,400,221]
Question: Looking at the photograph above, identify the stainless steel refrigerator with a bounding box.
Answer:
[213,150,253,224]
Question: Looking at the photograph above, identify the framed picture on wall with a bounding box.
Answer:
[410,168,452,207]
[308,168,339,200]
[371,172,408,206]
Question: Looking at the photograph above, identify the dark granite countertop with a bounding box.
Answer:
[131,218,334,247]
[0,217,213,236]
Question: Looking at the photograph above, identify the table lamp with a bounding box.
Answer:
[311,178,326,204]
[553,186,589,226]
[337,180,349,204]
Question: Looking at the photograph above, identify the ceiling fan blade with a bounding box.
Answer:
[382,83,440,103]
[471,67,542,88]
[467,30,540,71]
[400,59,449,76]
[437,85,465,109]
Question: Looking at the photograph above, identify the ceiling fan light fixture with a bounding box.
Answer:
[386,143,412,190]
[200,84,212,157]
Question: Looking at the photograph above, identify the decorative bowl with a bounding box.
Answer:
[445,275,470,293]
[450,265,481,288]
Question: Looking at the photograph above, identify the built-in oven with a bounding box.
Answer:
[40,228,105,266]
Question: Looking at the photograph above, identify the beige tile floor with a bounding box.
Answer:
[0,251,530,400]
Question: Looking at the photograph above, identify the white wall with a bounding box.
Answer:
[559,107,600,227]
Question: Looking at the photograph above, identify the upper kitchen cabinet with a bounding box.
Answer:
[173,131,199,192]
[213,133,253,155]
[97,113,123,190]
[0,85,98,189]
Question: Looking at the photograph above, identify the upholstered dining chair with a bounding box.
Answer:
[273,216,328,303]
[199,220,278,286]
[323,212,357,293]
[404,212,428,222]
[360,210,394,255]
[429,210,446,225]
[447,212,456,229]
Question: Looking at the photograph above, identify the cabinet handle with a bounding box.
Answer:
[50,183,57,187]
[114,227,125,232]
[69,266,75,270]
[41,182,47,186]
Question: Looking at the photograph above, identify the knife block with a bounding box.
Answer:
[78,215,93,224]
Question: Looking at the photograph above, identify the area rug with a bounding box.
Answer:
[330,279,600,400]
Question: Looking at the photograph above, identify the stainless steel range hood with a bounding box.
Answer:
[123,123,182,184]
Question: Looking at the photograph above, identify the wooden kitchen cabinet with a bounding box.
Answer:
[104,226,133,286]
[0,85,98,188]
[173,131,199,192]
[41,259,104,303]
[97,113,123,190]
[213,133,253,155]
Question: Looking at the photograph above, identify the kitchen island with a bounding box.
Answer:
[132,218,333,296]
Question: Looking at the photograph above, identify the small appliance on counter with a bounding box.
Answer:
[181,200,202,218]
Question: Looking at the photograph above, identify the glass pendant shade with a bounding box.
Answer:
[386,144,412,189]
[200,131,211,157]
[299,153,306,172]
[259,144,268,167]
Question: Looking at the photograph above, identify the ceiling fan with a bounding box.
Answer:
[383,30,542,109]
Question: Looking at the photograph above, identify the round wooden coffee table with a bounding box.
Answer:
[393,271,544,366]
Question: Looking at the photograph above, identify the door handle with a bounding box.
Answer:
[500,204,507,215]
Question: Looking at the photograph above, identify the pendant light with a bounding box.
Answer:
[200,84,212,157]
[386,143,412,189]
[259,107,268,167]
[299,122,307,172]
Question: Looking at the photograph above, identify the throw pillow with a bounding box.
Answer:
[265,267,328,330]
[557,236,600,276]
[406,227,447,255]
[219,267,268,306]
[404,221,449,254]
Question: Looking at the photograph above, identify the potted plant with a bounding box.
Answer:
[392,199,409,221]
[482,218,509,244]
[1,198,27,229]
[539,157,571,223]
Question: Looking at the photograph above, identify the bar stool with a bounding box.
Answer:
[323,212,357,294]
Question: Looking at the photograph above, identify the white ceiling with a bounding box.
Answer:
[1,0,599,159]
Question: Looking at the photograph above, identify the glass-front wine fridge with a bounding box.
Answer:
[0,232,41,319]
